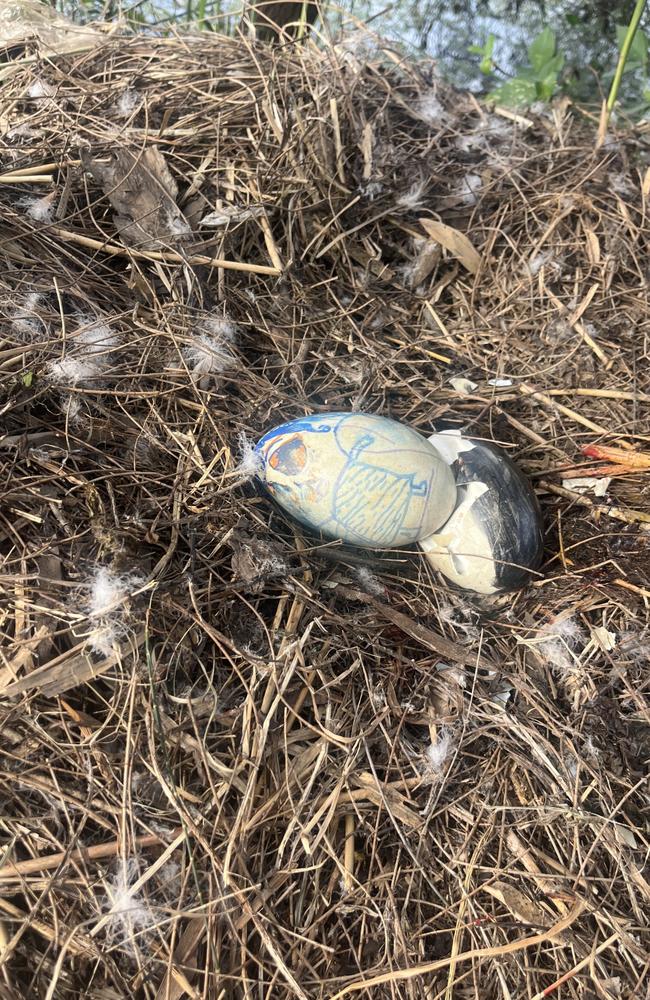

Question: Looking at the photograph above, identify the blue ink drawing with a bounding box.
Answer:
[256,412,435,545]
[255,413,345,457]
[331,421,431,544]
[333,463,428,544]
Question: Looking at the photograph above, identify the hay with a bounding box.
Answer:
[1,23,649,1000]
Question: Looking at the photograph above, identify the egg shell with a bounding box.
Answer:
[254,412,457,548]
[419,431,543,594]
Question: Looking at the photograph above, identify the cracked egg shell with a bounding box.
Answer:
[254,412,457,548]
[419,431,543,594]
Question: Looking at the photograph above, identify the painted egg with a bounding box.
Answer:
[254,412,457,548]
[419,431,544,594]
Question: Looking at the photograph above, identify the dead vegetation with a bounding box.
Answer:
[0,22,649,1000]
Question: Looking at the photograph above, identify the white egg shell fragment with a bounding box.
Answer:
[254,412,457,548]
[419,431,544,594]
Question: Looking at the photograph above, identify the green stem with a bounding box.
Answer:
[606,0,647,112]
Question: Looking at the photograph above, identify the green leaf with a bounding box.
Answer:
[616,23,648,71]
[535,79,555,101]
[516,66,537,81]
[468,34,495,74]
[534,53,564,88]
[565,13,579,26]
[21,371,33,387]
[488,78,537,108]
[481,33,495,73]
[632,28,648,67]
[528,27,556,73]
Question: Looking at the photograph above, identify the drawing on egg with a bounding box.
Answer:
[253,414,543,593]
[255,412,457,548]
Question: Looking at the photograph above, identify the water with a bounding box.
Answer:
[326,0,650,99]
[64,0,650,102]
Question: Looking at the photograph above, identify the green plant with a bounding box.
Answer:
[468,33,495,75]
[615,18,648,75]
[487,27,564,108]
[597,1,649,141]
[607,0,648,110]
[613,22,650,113]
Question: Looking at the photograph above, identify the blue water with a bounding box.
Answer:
[64,0,650,100]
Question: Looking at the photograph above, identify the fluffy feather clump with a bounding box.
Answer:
[180,313,238,380]
[538,617,585,672]
[424,730,454,776]
[62,394,84,424]
[236,431,263,479]
[27,79,56,100]
[23,192,57,223]
[453,172,482,206]
[334,30,378,69]
[403,729,455,783]
[396,179,428,211]
[102,858,157,953]
[182,334,234,376]
[47,315,119,387]
[80,565,145,657]
[353,566,384,596]
[11,291,45,341]
[47,356,100,385]
[114,88,142,118]
[416,90,447,125]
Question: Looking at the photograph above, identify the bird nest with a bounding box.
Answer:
[1,23,649,1000]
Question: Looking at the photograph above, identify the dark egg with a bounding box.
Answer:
[419,431,544,594]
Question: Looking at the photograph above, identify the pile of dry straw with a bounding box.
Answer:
[1,16,649,1000]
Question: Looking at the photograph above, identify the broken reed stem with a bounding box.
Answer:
[519,384,634,444]
[0,175,54,184]
[50,226,282,274]
[0,829,183,882]
[0,162,60,177]
[540,480,650,525]
[529,931,621,1000]
[545,388,650,403]
[613,577,650,599]
[0,898,95,959]
[342,813,355,892]
[333,585,496,670]
[330,904,586,999]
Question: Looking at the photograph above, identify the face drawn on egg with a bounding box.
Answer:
[255,412,457,548]
[269,436,307,476]
[419,431,544,594]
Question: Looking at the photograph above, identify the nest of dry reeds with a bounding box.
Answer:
[1,22,649,1000]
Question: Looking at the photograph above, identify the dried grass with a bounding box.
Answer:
[0,21,649,1000]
